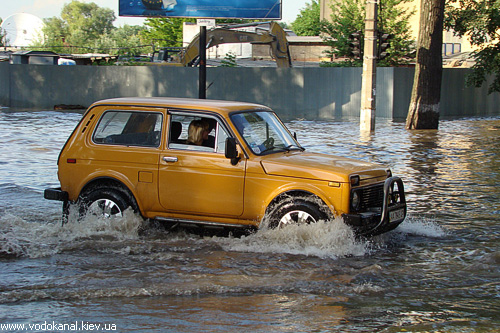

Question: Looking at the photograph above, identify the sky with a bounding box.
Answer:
[0,0,309,26]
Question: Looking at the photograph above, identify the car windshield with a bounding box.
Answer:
[230,111,303,155]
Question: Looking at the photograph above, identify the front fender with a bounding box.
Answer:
[260,180,342,219]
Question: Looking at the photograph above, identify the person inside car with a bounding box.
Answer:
[187,119,209,145]
[202,119,216,148]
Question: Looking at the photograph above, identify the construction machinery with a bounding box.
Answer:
[153,22,292,68]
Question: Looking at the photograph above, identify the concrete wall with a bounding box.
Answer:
[0,63,9,107]
[392,67,500,119]
[1,64,199,110]
[0,62,498,120]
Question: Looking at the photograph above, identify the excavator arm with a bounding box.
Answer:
[180,22,292,68]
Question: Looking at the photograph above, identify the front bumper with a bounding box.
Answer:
[342,177,407,236]
[44,187,68,202]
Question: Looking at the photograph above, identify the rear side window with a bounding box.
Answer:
[93,111,163,147]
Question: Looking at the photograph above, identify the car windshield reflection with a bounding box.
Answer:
[230,111,303,155]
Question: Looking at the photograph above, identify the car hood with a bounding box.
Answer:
[260,151,387,183]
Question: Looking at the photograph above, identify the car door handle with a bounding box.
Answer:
[163,156,178,163]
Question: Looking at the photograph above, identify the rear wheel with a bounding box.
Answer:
[268,197,329,229]
[79,188,130,219]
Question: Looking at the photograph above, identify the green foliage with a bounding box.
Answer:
[219,52,238,67]
[94,25,148,56]
[34,17,69,53]
[0,18,4,47]
[30,0,146,56]
[141,17,195,48]
[291,0,321,36]
[445,0,500,93]
[61,0,115,43]
[320,0,365,63]
[319,59,360,67]
[321,0,415,66]
[279,22,289,30]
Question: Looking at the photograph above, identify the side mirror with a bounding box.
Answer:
[225,137,240,165]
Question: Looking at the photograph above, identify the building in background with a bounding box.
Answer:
[1,13,45,48]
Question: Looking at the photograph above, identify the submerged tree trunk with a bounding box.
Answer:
[406,0,445,130]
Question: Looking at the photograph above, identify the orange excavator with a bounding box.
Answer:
[154,22,292,68]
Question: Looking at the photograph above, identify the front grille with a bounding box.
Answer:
[353,183,384,211]
[361,184,384,208]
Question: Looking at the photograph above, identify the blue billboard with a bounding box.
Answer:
[119,0,281,19]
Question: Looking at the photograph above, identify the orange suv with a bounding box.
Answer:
[45,97,406,236]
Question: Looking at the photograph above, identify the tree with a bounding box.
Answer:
[32,0,145,55]
[291,0,321,36]
[95,25,148,56]
[320,0,415,66]
[38,0,115,52]
[405,0,445,130]
[141,17,195,48]
[61,0,115,44]
[445,0,500,94]
[0,18,5,47]
[37,17,68,53]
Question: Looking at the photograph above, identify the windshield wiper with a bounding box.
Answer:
[260,145,303,154]
[260,146,278,154]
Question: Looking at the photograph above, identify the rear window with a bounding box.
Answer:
[93,111,163,147]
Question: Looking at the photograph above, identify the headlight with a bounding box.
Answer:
[388,183,400,204]
[351,190,361,210]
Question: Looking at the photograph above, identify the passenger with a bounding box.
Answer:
[187,120,209,145]
[201,119,216,148]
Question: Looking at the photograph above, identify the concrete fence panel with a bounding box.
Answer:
[0,62,498,120]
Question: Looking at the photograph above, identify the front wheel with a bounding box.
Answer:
[79,188,131,219]
[267,198,329,229]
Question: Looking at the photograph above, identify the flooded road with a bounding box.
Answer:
[0,109,499,332]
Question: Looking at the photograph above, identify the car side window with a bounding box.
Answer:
[93,111,162,147]
[168,114,229,154]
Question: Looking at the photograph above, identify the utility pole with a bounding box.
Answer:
[360,0,378,132]
[197,19,215,99]
[198,25,207,99]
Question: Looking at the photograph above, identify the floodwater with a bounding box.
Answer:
[0,108,499,332]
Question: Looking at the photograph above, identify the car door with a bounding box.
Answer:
[158,112,245,217]
[89,109,164,211]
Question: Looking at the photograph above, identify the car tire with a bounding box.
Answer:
[79,187,131,219]
[268,197,329,229]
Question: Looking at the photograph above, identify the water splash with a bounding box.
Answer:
[0,208,144,258]
[396,215,446,237]
[218,217,367,259]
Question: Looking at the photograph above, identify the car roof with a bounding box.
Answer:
[90,97,271,116]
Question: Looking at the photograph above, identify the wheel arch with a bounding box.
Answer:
[264,189,334,218]
[79,177,140,214]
